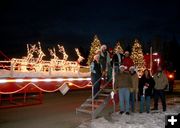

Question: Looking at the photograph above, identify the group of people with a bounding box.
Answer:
[90,44,169,115]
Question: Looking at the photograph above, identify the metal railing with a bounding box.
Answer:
[91,63,115,119]
[91,77,112,119]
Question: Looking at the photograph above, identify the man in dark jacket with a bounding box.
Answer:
[112,49,124,73]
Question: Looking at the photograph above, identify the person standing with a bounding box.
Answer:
[152,66,168,112]
[122,51,134,71]
[139,69,155,113]
[112,49,124,73]
[115,65,132,115]
[129,66,139,112]
[90,54,102,97]
[99,44,111,81]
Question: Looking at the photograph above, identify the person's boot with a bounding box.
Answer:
[119,111,124,114]
[163,107,166,112]
[126,112,130,115]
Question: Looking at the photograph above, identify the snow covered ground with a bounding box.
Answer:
[78,105,180,128]
[0,69,90,78]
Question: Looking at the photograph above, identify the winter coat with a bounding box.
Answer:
[90,60,102,78]
[115,72,132,89]
[130,72,139,93]
[139,76,155,96]
[99,51,111,71]
[111,53,124,66]
[153,71,168,90]
[122,57,134,71]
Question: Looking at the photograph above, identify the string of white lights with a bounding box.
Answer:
[0,81,92,94]
[0,83,32,94]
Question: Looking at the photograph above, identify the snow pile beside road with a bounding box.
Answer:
[78,105,180,128]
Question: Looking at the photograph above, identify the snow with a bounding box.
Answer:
[0,69,90,78]
[78,105,180,128]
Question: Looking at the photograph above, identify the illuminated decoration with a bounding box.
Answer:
[131,39,145,76]
[48,47,59,60]
[58,44,68,61]
[0,78,92,94]
[48,45,85,72]
[0,42,91,93]
[0,77,91,83]
[87,35,101,65]
[11,42,46,72]
[75,48,84,63]
[114,42,124,54]
[0,42,89,78]
[36,42,46,63]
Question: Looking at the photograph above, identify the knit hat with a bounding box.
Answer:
[101,45,107,50]
[129,66,136,71]
[119,65,127,70]
[124,51,130,55]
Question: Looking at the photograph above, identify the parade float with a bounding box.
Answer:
[0,42,91,108]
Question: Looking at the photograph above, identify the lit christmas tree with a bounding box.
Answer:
[114,42,124,54]
[131,39,145,76]
[87,35,101,65]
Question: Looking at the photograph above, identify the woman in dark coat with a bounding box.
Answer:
[90,54,102,97]
[139,69,155,113]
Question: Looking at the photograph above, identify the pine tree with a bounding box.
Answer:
[87,35,101,65]
[114,42,124,54]
[131,39,145,76]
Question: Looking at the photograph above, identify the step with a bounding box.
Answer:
[76,108,92,114]
[102,89,112,93]
[86,98,104,102]
[81,103,99,108]
[98,93,110,97]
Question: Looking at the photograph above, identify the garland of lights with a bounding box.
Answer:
[0,81,92,94]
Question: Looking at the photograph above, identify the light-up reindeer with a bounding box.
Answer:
[58,44,68,61]
[75,48,84,63]
[26,44,37,62]
[48,47,59,60]
[36,42,45,63]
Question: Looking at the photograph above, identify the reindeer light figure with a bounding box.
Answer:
[26,44,37,62]
[75,48,84,63]
[58,44,68,61]
[48,47,59,60]
[36,42,45,63]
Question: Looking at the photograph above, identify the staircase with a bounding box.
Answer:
[76,79,112,119]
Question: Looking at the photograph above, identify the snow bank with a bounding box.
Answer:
[78,105,180,128]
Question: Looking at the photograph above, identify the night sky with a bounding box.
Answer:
[0,0,180,58]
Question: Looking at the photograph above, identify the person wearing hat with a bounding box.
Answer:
[99,44,111,81]
[129,66,139,112]
[90,54,102,97]
[108,47,114,59]
[115,65,132,115]
[122,51,134,71]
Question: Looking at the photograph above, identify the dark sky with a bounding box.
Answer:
[0,0,180,57]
